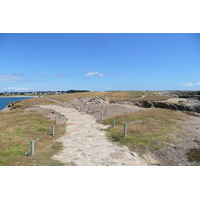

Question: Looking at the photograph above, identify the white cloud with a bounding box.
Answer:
[182,82,200,87]
[85,72,107,77]
[85,72,99,76]
[4,87,31,91]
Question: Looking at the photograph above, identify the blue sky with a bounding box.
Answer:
[0,33,200,92]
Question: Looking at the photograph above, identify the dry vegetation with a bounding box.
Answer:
[47,92,110,102]
[46,91,170,102]
[99,109,188,154]
[14,97,57,109]
[0,99,66,166]
[106,91,144,100]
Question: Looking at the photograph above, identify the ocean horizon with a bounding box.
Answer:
[0,97,33,110]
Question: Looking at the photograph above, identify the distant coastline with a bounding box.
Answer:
[0,96,38,98]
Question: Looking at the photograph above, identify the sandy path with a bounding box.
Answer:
[40,105,148,166]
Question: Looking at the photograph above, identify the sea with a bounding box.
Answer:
[0,97,33,110]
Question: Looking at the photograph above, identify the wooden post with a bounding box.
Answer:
[55,117,57,124]
[30,140,34,155]
[101,112,103,119]
[112,119,115,127]
[124,123,127,137]
[52,125,55,136]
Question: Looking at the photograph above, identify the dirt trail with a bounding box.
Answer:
[40,104,148,166]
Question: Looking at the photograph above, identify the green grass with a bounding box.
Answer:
[99,109,188,153]
[0,106,66,166]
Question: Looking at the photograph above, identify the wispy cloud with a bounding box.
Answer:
[85,71,107,77]
[4,87,31,91]
[0,73,39,84]
[54,74,71,78]
[0,73,25,83]
[97,86,111,90]
[182,82,200,87]
[98,73,106,77]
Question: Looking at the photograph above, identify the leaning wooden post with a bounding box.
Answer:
[124,123,127,137]
[30,140,34,155]
[112,119,115,127]
[52,125,55,136]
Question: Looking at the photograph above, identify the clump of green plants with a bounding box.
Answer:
[187,148,200,163]
[99,109,188,153]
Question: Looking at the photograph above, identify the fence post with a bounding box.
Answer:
[52,125,55,136]
[30,140,34,155]
[55,117,57,124]
[124,123,127,137]
[112,119,115,127]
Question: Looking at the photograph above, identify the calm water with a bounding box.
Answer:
[0,97,33,110]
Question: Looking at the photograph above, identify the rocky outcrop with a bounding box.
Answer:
[134,100,200,113]
[2,100,21,111]
[169,91,200,100]
[109,99,200,114]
